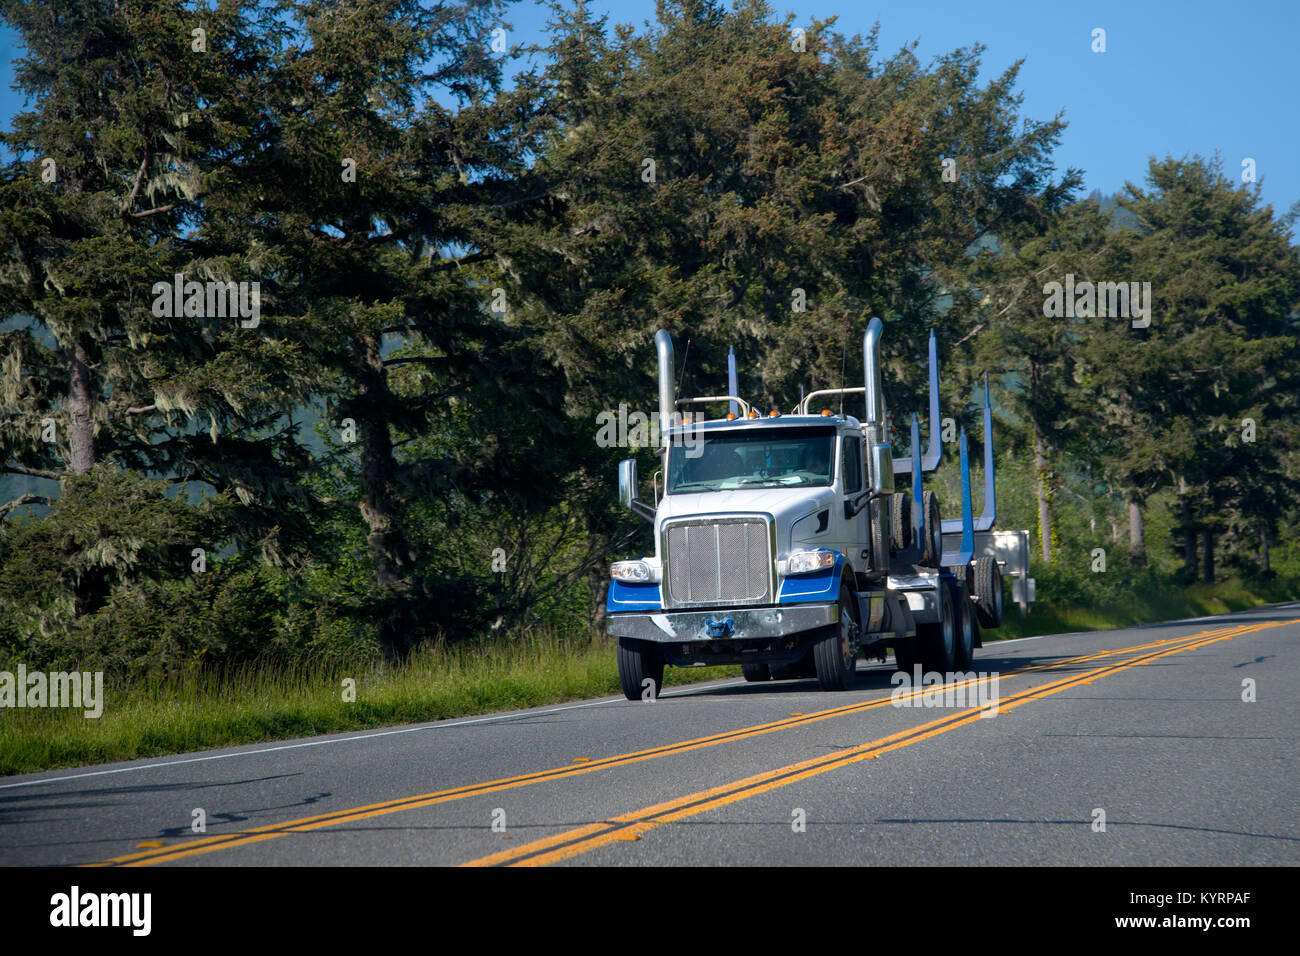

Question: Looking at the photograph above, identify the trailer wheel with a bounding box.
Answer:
[617,637,664,701]
[891,491,912,552]
[951,562,970,594]
[776,655,817,679]
[974,556,1003,628]
[918,491,943,568]
[893,639,917,675]
[813,582,858,691]
[741,662,772,683]
[916,578,955,673]
[953,578,976,670]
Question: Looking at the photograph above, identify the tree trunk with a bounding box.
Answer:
[588,558,608,636]
[1261,526,1270,573]
[1033,428,1053,564]
[356,333,410,657]
[67,340,96,475]
[1178,478,1197,581]
[1201,529,1214,584]
[1126,494,1146,566]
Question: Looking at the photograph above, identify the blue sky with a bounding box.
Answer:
[3,0,1298,220]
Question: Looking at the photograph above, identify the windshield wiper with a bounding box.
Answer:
[671,481,721,492]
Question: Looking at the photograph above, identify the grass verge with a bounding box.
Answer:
[991,573,1298,639]
[0,635,738,777]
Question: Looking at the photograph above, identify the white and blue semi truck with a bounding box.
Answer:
[606,317,1034,700]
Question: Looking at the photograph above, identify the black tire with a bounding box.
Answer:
[952,562,970,593]
[813,581,859,691]
[974,556,1003,628]
[777,654,817,679]
[916,578,955,674]
[918,490,943,568]
[892,639,917,675]
[617,637,664,701]
[953,578,976,670]
[891,492,912,552]
[741,662,772,683]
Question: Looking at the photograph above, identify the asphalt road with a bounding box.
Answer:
[3,603,1298,867]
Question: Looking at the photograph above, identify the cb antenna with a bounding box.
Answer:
[675,337,692,409]
[838,311,850,416]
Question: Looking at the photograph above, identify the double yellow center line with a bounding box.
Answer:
[462,620,1285,866]
[85,621,1279,866]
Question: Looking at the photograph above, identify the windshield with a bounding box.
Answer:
[667,426,836,493]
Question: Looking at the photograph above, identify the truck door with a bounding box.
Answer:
[837,432,867,563]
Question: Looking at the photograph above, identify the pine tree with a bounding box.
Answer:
[1080,156,1300,579]
[0,0,318,620]
[203,0,557,655]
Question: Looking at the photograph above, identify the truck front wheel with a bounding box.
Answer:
[813,583,859,691]
[617,637,665,701]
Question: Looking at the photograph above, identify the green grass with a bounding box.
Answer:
[0,633,738,777]
[990,573,1299,640]
[3,573,1296,776]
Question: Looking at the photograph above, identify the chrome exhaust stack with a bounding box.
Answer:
[862,316,893,493]
[655,329,676,451]
[861,318,894,569]
[862,317,885,437]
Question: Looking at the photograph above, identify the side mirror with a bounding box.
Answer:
[618,459,638,509]
[618,459,656,522]
[868,442,895,495]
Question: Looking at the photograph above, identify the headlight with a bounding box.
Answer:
[784,550,837,575]
[611,560,652,582]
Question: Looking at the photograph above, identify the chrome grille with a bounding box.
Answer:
[665,518,771,607]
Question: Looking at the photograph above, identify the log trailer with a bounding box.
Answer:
[606,317,1034,700]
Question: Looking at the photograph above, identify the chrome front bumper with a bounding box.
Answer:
[606,603,838,644]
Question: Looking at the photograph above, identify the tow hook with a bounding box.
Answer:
[705,618,735,638]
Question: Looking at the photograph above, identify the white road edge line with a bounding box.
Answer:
[0,679,748,791]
